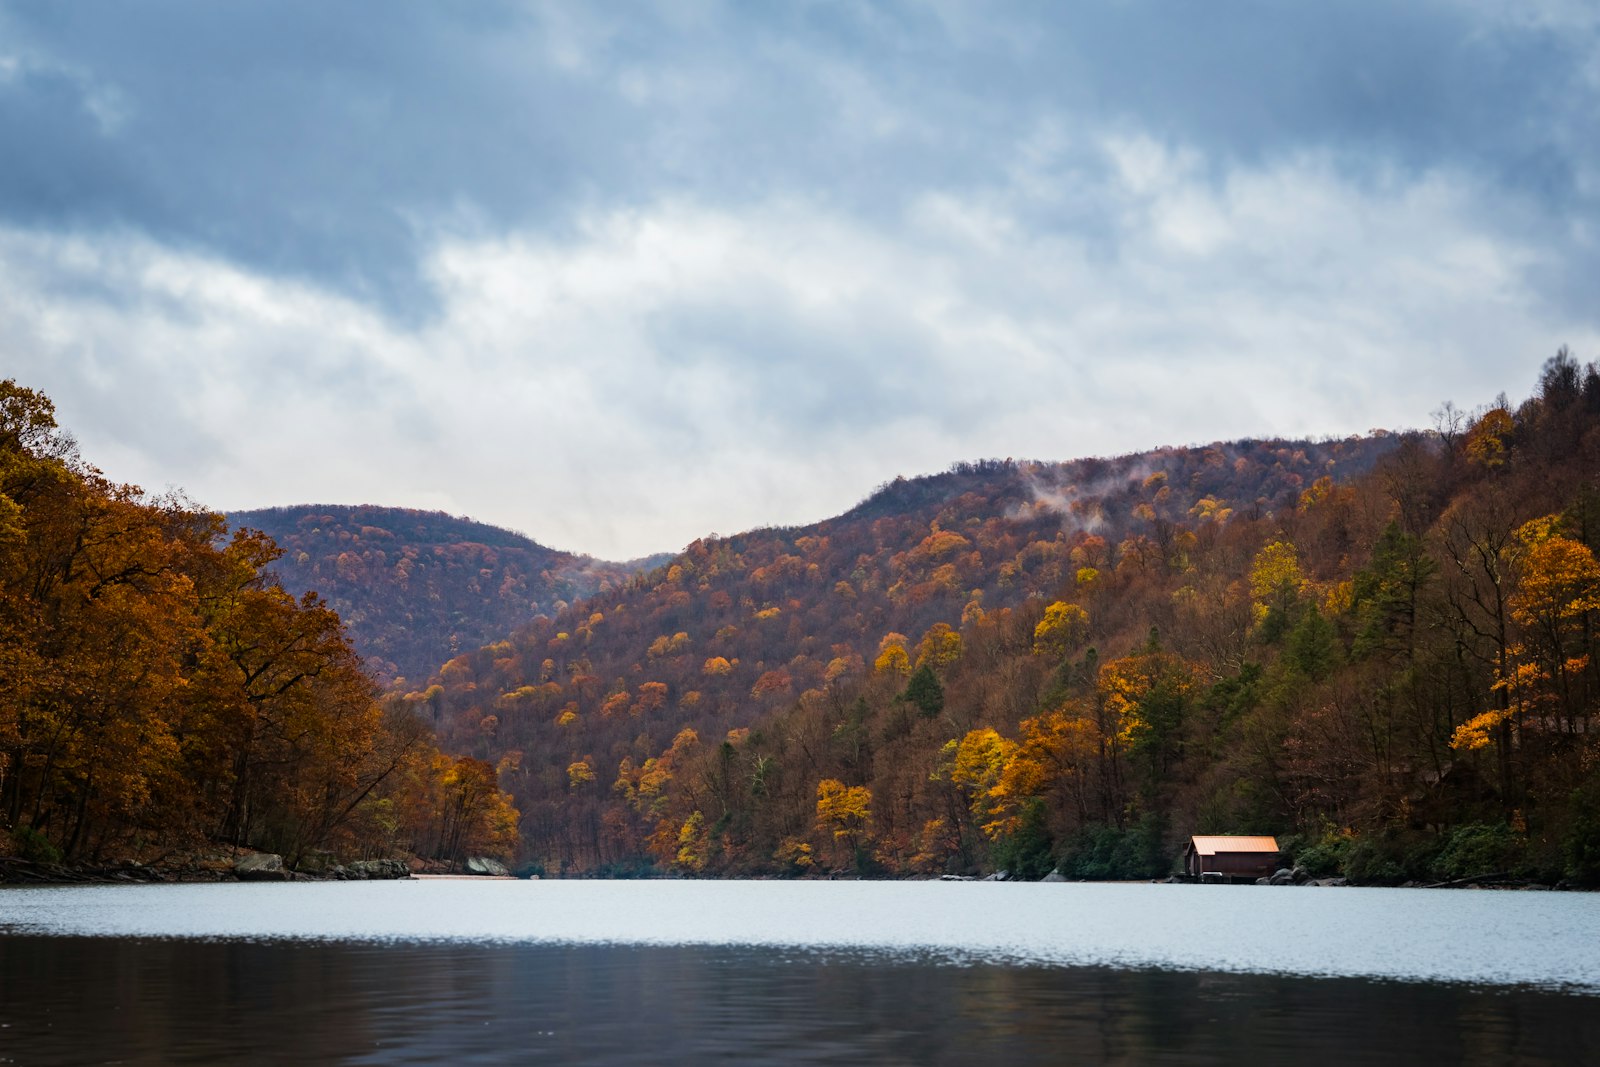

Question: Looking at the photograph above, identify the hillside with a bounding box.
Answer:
[228,505,655,686]
[411,432,1415,873]
[403,355,1600,885]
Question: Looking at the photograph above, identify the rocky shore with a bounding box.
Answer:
[0,852,413,885]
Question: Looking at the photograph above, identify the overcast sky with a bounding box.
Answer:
[3,2,1597,559]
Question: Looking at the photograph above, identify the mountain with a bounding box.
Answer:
[228,505,658,686]
[408,432,1422,874]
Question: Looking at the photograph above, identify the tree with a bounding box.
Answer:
[814,778,872,863]
[1250,541,1303,641]
[902,664,945,717]
[1033,601,1089,658]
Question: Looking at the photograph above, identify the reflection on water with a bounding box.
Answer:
[3,881,1598,1064]
[1,937,1596,1066]
[5,879,1600,990]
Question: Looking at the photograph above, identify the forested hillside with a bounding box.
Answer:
[0,382,517,873]
[419,354,1600,885]
[229,505,651,686]
[10,353,1599,888]
[414,427,1384,873]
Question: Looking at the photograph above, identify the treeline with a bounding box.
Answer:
[229,505,647,686]
[0,382,517,871]
[427,354,1600,885]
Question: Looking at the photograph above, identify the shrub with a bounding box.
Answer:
[11,825,62,865]
[1434,823,1524,882]
[1343,829,1439,886]
[1057,817,1167,880]
[1563,779,1600,886]
[1290,829,1353,877]
[992,799,1055,880]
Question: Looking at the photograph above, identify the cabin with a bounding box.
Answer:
[1183,835,1281,880]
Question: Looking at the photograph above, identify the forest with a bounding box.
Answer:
[0,381,517,874]
[6,353,1599,888]
[417,354,1600,886]
[228,504,650,686]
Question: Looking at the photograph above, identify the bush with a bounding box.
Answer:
[1289,830,1353,877]
[992,799,1055,880]
[1058,817,1167,880]
[1342,829,1439,886]
[1563,779,1600,886]
[589,856,655,879]
[1434,823,1524,882]
[11,825,62,865]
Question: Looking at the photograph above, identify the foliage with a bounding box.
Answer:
[45,351,1589,886]
[991,798,1055,880]
[1562,776,1600,886]
[1342,830,1439,886]
[0,380,518,871]
[10,825,62,865]
[229,505,645,685]
[901,664,945,717]
[1434,823,1525,881]
[1286,827,1352,877]
[1057,819,1168,881]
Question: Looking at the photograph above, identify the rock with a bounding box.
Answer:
[465,856,510,877]
[1269,868,1296,886]
[346,858,410,880]
[298,850,336,874]
[1313,877,1348,887]
[981,870,1011,882]
[1255,876,1270,885]
[234,853,287,881]
[1041,871,1067,882]
[1291,866,1312,885]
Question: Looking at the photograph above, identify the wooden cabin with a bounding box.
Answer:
[1183,835,1281,880]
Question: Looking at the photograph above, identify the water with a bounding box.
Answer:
[2,880,1597,1064]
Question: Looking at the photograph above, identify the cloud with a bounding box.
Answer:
[4,120,1591,558]
[1,1,1595,316]
[2,2,1596,559]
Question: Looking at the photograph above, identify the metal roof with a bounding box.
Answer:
[1188,835,1280,855]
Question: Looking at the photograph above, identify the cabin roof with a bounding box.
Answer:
[1188,835,1280,856]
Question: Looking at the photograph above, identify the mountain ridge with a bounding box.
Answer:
[227,504,659,686]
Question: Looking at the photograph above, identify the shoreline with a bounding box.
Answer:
[3,857,1588,891]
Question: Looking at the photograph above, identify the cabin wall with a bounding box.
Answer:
[1202,852,1280,878]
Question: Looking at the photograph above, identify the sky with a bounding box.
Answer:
[3,1,1598,560]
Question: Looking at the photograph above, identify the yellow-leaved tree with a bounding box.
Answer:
[814,778,872,865]
[1453,516,1600,752]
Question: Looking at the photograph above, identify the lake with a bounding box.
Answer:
[1,880,1596,1064]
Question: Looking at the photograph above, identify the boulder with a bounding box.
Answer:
[234,853,287,881]
[465,856,510,877]
[1269,868,1296,886]
[297,850,336,874]
[1041,871,1067,882]
[346,858,410,880]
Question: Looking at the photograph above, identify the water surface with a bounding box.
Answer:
[2,880,1596,1065]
